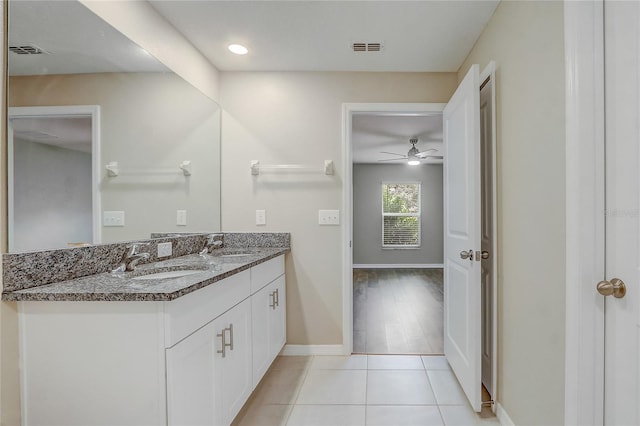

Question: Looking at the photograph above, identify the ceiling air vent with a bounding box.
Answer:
[352,42,383,52]
[367,43,382,52]
[352,43,367,52]
[9,44,46,55]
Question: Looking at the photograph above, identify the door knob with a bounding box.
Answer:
[460,250,473,260]
[596,278,626,298]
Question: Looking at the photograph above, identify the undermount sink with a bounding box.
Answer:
[132,270,205,281]
[219,252,253,258]
[212,249,256,258]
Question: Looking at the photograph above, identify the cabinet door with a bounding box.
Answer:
[252,275,287,386]
[214,298,253,426]
[167,298,253,426]
[269,276,287,357]
[166,321,218,426]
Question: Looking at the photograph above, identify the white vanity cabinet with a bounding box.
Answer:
[17,254,286,426]
[250,256,287,386]
[251,275,286,386]
[166,298,252,426]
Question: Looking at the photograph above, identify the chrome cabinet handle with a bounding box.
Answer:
[275,288,280,307]
[460,250,474,260]
[217,328,226,358]
[217,324,233,357]
[269,291,277,309]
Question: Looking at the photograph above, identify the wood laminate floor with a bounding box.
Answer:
[353,268,444,355]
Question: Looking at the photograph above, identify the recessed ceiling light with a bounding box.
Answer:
[228,44,248,55]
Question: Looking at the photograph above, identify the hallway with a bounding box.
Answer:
[353,269,444,354]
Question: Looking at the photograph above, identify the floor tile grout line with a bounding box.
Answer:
[424,364,447,425]
[283,355,315,426]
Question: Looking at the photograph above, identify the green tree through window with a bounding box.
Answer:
[382,183,421,247]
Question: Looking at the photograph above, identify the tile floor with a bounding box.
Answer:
[232,355,499,426]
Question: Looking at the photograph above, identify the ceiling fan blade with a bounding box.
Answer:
[378,157,407,162]
[379,151,406,157]
[414,148,438,158]
[422,155,444,160]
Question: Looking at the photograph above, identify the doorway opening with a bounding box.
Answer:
[350,112,445,355]
[8,105,101,252]
[343,75,497,411]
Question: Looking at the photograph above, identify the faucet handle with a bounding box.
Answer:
[206,233,223,243]
[126,242,150,255]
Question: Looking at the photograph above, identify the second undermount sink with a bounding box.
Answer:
[132,270,206,281]
[212,249,256,258]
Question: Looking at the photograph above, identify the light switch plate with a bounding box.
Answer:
[103,211,125,227]
[157,242,172,258]
[176,210,187,226]
[319,209,340,225]
[256,209,266,226]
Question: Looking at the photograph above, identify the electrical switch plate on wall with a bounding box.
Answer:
[319,209,340,225]
[157,242,172,258]
[103,211,125,227]
[256,209,266,226]
[176,210,187,226]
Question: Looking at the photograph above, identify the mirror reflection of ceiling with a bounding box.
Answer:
[10,116,92,153]
[352,114,443,164]
[149,0,500,72]
[8,0,169,76]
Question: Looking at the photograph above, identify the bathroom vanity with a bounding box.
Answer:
[2,233,289,426]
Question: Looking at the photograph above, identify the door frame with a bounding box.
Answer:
[342,102,446,356]
[8,105,102,250]
[563,1,606,424]
[342,99,498,410]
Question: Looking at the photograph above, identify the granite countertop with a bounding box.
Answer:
[3,247,288,302]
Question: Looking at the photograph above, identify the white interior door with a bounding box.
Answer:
[443,64,482,412]
[603,2,640,424]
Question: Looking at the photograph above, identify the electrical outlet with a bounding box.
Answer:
[256,209,266,226]
[103,211,125,227]
[319,209,340,225]
[176,210,187,226]
[157,242,172,258]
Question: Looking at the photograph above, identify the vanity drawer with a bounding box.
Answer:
[163,270,251,347]
[250,255,284,294]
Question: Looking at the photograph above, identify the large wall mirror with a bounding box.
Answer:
[7,0,221,252]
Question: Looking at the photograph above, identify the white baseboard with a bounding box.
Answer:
[496,403,515,426]
[281,344,345,356]
[352,264,444,269]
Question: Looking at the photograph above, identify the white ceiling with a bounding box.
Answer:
[8,0,499,162]
[8,0,168,76]
[150,0,499,72]
[11,117,92,153]
[147,0,494,163]
[352,113,443,164]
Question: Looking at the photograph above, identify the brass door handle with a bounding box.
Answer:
[596,278,626,298]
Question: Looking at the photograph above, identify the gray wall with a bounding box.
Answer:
[353,163,443,265]
[13,139,93,252]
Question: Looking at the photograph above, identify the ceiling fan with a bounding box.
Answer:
[379,138,443,165]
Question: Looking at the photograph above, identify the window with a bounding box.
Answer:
[382,182,421,248]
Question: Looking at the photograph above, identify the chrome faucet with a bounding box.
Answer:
[113,243,151,272]
[199,233,224,255]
